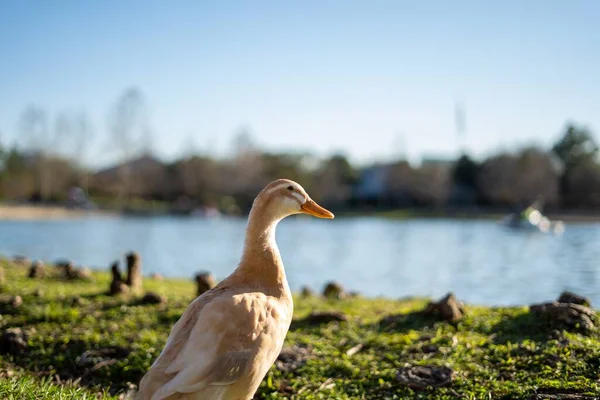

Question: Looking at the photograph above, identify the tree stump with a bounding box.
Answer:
[557,291,591,307]
[109,261,129,295]
[75,267,93,280]
[28,261,45,279]
[126,252,142,294]
[195,272,216,296]
[0,328,28,355]
[150,273,163,281]
[10,295,22,308]
[71,296,84,306]
[12,256,29,266]
[302,311,348,325]
[300,286,314,298]
[140,292,167,305]
[530,301,596,331]
[323,281,345,299]
[423,292,465,323]
[0,267,5,285]
[396,365,454,390]
[61,261,76,279]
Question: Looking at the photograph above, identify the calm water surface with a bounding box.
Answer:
[1,216,599,306]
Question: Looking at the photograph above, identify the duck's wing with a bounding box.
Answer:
[135,289,263,400]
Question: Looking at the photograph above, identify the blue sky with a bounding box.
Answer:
[1,1,599,167]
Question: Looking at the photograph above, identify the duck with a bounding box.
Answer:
[135,179,334,400]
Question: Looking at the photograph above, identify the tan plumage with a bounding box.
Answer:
[135,179,334,400]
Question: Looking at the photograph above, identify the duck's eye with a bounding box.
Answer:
[287,186,294,191]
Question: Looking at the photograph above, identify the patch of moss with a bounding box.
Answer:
[0,260,598,399]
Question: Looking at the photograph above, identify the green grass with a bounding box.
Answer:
[0,260,598,399]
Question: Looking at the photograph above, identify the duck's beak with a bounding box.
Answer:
[300,198,335,219]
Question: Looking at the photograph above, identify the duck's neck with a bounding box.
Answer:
[234,207,289,295]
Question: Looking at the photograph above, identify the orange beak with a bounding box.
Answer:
[300,198,335,219]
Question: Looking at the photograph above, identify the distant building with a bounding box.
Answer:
[353,165,389,199]
[352,163,414,207]
[420,155,480,206]
[92,154,168,198]
[420,156,455,170]
[94,154,165,180]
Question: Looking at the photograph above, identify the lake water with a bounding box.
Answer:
[1,216,599,306]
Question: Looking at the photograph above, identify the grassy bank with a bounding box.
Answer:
[0,261,598,399]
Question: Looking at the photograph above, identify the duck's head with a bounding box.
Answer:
[251,179,334,222]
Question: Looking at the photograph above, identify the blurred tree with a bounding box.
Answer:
[452,155,478,189]
[231,126,257,157]
[449,155,480,205]
[563,161,600,208]
[19,106,53,200]
[261,153,314,188]
[411,164,452,207]
[477,148,559,207]
[0,140,5,171]
[314,154,358,207]
[173,155,220,205]
[552,123,598,170]
[54,110,94,192]
[384,161,414,207]
[552,123,599,207]
[1,148,25,173]
[221,128,265,210]
[108,87,150,205]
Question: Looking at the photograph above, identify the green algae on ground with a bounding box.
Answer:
[0,260,598,399]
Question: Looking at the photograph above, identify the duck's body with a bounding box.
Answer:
[135,179,333,400]
[137,288,292,400]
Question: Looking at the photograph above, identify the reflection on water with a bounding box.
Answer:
[0,216,599,306]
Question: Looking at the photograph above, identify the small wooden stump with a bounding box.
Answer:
[275,345,313,373]
[302,311,348,325]
[300,286,314,298]
[126,252,142,294]
[10,296,22,308]
[12,256,29,266]
[76,267,93,280]
[0,267,5,285]
[423,292,465,323]
[195,272,216,296]
[71,296,84,306]
[530,301,596,331]
[323,281,345,299]
[0,328,28,355]
[150,273,163,281]
[557,291,591,307]
[140,292,166,305]
[61,261,75,279]
[55,259,71,268]
[396,365,454,390]
[60,261,89,280]
[28,261,45,279]
[109,261,129,295]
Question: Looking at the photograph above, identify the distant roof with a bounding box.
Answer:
[94,154,164,178]
[420,156,455,167]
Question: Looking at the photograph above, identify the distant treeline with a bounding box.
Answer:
[1,122,599,214]
[1,87,599,214]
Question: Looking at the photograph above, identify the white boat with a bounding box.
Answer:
[502,208,565,234]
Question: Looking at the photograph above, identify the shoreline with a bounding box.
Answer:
[2,203,600,223]
[0,205,113,220]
